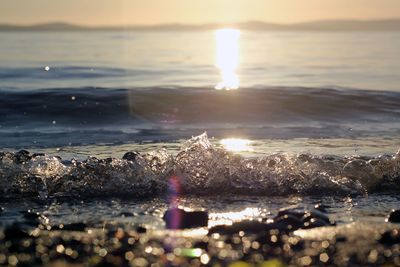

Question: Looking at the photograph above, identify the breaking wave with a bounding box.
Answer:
[1,133,399,199]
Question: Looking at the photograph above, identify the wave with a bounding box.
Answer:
[1,86,399,127]
[1,133,399,199]
[1,86,399,147]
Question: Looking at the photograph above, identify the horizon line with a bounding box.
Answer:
[1,18,400,32]
[1,17,400,28]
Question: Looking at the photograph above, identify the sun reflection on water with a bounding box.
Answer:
[209,207,261,227]
[220,138,253,152]
[215,29,240,90]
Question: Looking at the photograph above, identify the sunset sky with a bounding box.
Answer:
[1,0,400,26]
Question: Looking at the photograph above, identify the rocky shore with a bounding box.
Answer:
[1,205,400,266]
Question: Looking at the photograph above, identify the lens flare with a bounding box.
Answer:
[215,29,240,90]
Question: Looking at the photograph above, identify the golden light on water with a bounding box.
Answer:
[209,208,261,227]
[220,138,252,152]
[215,29,240,90]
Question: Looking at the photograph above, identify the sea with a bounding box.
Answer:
[0,30,400,229]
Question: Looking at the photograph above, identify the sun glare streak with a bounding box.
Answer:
[215,29,240,90]
[220,138,253,152]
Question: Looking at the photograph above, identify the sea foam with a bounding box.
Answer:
[0,133,399,199]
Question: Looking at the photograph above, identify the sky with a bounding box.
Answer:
[1,0,400,26]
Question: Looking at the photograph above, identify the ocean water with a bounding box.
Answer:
[1,30,400,226]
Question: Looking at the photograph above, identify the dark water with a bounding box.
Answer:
[0,86,399,148]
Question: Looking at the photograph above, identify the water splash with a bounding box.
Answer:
[0,134,399,199]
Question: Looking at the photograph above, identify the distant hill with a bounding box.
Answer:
[1,19,400,31]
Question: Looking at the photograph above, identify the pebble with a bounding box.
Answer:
[122,151,140,161]
[136,226,147,233]
[275,206,335,230]
[119,212,135,217]
[55,222,87,231]
[209,220,270,235]
[274,214,303,231]
[314,204,329,213]
[14,149,31,163]
[302,218,329,229]
[163,208,208,229]
[379,229,400,245]
[209,207,335,235]
[387,210,400,223]
[20,210,42,226]
[4,225,30,240]
[335,235,347,243]
[31,152,45,158]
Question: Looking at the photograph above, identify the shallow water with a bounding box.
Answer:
[1,194,399,230]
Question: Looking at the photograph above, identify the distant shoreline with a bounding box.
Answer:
[1,19,400,31]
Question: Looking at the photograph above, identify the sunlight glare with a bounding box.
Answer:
[209,208,261,227]
[220,138,252,152]
[215,29,240,90]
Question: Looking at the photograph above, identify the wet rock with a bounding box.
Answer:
[277,207,306,220]
[335,235,347,243]
[276,206,335,229]
[302,218,329,229]
[211,207,335,236]
[379,229,400,245]
[274,214,303,231]
[302,210,333,225]
[314,204,329,213]
[4,224,30,240]
[55,222,87,231]
[101,157,113,163]
[119,212,135,217]
[209,220,270,235]
[267,159,276,167]
[136,226,147,233]
[20,210,41,226]
[254,230,285,247]
[15,149,31,163]
[387,209,400,223]
[32,153,46,158]
[290,238,305,251]
[21,210,40,220]
[193,240,208,250]
[123,151,140,161]
[163,208,208,229]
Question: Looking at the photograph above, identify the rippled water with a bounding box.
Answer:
[1,31,400,90]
